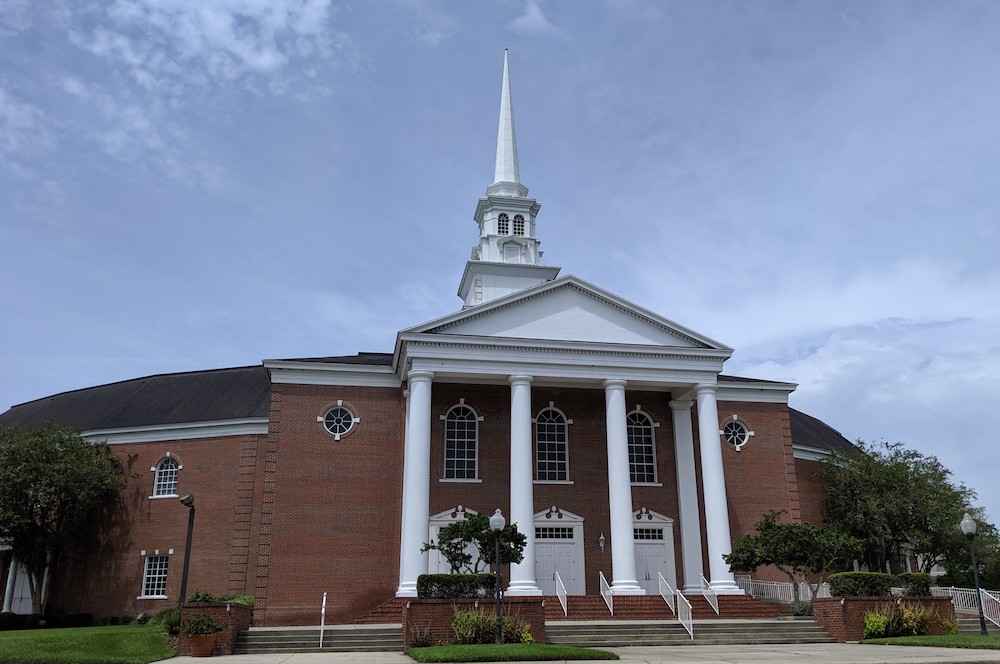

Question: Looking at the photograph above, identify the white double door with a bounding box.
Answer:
[535,530,583,595]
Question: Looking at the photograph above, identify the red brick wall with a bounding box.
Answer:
[177,603,253,656]
[403,598,546,648]
[813,597,954,642]
[48,433,262,618]
[795,458,828,526]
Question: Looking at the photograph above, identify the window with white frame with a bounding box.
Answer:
[140,554,169,598]
[444,404,479,479]
[512,214,525,236]
[627,410,657,483]
[722,417,754,451]
[153,457,179,496]
[536,408,569,481]
[498,213,510,235]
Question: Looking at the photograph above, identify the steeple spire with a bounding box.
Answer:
[457,51,561,308]
[493,49,520,187]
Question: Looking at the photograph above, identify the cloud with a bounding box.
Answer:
[0,86,54,156]
[508,0,563,36]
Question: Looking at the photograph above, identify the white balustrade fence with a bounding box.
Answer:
[700,574,719,615]
[554,571,568,617]
[599,571,613,616]
[657,572,675,615]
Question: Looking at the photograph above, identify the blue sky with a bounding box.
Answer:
[2,1,999,521]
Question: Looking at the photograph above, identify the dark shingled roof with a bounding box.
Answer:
[271,352,394,365]
[789,407,855,453]
[0,365,271,431]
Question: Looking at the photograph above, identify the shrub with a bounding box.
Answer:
[417,574,496,598]
[897,572,932,596]
[940,616,959,635]
[450,608,532,644]
[409,624,434,648]
[24,614,43,629]
[66,613,94,628]
[185,591,255,607]
[150,607,181,635]
[863,611,889,639]
[181,614,227,635]
[43,614,65,629]
[828,572,895,597]
[0,612,26,631]
[186,590,217,603]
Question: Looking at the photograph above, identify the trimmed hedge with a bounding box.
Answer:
[829,571,896,597]
[898,572,932,596]
[417,574,497,598]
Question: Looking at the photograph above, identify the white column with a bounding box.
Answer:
[396,371,434,597]
[604,379,643,595]
[670,400,705,594]
[695,383,742,594]
[507,375,541,595]
[2,559,16,613]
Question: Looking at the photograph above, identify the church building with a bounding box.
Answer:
[0,52,852,624]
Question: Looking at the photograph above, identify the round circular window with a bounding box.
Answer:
[722,420,751,451]
[323,406,355,439]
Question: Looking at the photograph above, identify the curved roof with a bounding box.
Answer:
[0,365,271,431]
[788,407,854,454]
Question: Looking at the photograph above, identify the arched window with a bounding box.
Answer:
[536,408,569,481]
[497,213,510,235]
[512,214,525,236]
[627,411,657,483]
[444,404,479,479]
[153,457,179,496]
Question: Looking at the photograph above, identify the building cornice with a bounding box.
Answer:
[84,418,270,445]
[264,360,401,387]
[716,379,797,404]
[793,444,833,462]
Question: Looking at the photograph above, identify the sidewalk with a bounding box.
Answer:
[160,643,1000,664]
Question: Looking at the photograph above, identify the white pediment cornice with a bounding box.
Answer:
[407,275,733,352]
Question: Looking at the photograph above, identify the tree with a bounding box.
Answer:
[0,424,126,614]
[724,510,861,608]
[421,513,526,573]
[822,440,980,573]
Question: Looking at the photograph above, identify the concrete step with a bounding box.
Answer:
[545,618,834,647]
[234,624,403,654]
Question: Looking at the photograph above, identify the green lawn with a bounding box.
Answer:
[0,624,173,664]
[864,634,1000,649]
[407,643,618,662]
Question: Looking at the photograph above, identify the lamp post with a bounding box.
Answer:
[178,494,195,610]
[489,508,506,645]
[960,512,988,636]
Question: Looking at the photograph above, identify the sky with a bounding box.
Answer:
[2,1,999,520]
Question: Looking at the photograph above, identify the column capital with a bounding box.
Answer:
[508,374,533,386]
[669,399,693,412]
[407,369,435,384]
[602,378,627,390]
[694,383,717,397]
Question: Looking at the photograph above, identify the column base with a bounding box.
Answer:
[395,583,418,598]
[681,584,703,595]
[505,581,543,596]
[708,581,745,595]
[610,582,646,596]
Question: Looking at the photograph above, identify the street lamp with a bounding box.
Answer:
[489,508,506,645]
[960,512,988,636]
[178,494,195,610]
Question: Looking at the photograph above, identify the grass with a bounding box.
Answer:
[0,624,173,664]
[864,634,1000,649]
[407,643,619,662]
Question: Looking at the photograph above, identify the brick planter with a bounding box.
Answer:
[402,598,547,650]
[813,596,955,643]
[178,603,253,656]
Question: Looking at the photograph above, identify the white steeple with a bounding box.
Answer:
[457,50,560,308]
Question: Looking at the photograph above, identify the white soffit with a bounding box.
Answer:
[717,379,797,404]
[84,418,270,444]
[264,360,400,387]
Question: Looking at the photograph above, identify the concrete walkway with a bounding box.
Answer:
[159,643,1000,664]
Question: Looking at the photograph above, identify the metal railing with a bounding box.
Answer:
[934,586,1000,627]
[700,574,719,615]
[599,571,614,616]
[657,572,675,615]
[735,576,831,603]
[554,571,568,617]
[676,590,694,638]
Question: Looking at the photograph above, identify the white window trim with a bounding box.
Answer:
[441,401,482,481]
[535,405,571,482]
[627,407,659,485]
[137,550,171,599]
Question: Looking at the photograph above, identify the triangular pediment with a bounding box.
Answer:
[407,276,730,351]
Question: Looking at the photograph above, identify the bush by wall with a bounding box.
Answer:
[451,608,532,644]
[897,572,932,596]
[416,573,496,598]
[829,572,896,597]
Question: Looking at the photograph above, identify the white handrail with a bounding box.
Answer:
[981,589,1000,628]
[554,571,568,617]
[736,577,830,603]
[599,571,614,616]
[935,586,1000,627]
[700,574,719,615]
[318,592,327,648]
[676,590,694,639]
[657,572,675,615]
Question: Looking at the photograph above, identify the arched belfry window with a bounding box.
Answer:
[152,456,180,496]
[443,403,480,479]
[536,407,569,481]
[498,213,510,235]
[513,214,525,236]
[627,410,657,483]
